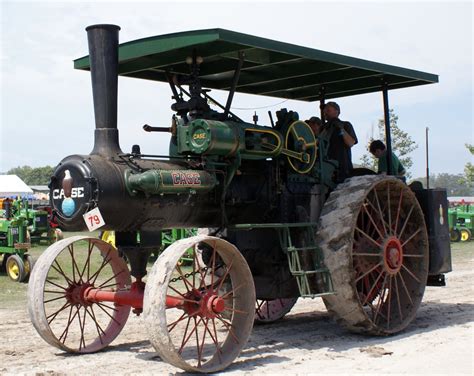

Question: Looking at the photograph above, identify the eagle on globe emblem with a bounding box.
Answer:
[61,169,75,217]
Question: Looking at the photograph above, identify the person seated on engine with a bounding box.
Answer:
[322,102,358,183]
[369,139,406,176]
[305,116,323,136]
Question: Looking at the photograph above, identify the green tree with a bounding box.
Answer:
[6,165,54,185]
[413,173,474,196]
[359,109,418,178]
[460,144,474,189]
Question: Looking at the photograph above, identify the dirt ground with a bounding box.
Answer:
[1,245,472,375]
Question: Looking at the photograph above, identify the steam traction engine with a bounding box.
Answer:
[28,25,452,372]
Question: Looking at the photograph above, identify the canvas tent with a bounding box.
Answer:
[0,175,34,198]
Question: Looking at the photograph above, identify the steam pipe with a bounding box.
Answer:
[86,24,122,156]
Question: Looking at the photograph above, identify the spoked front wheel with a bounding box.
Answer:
[27,236,131,352]
[144,235,256,373]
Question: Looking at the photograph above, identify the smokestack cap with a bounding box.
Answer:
[86,24,121,32]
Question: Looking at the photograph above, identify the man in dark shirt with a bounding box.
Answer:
[322,101,358,182]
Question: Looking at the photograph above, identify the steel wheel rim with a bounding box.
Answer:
[352,179,428,333]
[28,236,131,353]
[144,235,255,373]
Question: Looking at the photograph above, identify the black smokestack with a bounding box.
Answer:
[86,24,122,156]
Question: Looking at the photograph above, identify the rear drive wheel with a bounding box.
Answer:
[317,176,429,335]
[255,298,298,324]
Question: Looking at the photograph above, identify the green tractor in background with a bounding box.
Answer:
[1,198,63,245]
[449,203,473,242]
[0,198,34,282]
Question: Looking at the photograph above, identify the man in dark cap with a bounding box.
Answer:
[306,116,323,136]
[322,101,358,182]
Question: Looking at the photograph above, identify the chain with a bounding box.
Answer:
[169,266,210,283]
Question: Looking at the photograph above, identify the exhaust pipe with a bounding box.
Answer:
[86,24,122,156]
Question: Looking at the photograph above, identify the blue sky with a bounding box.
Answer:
[1,0,472,179]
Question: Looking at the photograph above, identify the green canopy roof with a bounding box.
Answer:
[74,28,438,101]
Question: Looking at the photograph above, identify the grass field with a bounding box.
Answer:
[1,233,473,310]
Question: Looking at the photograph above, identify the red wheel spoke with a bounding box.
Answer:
[386,276,392,329]
[80,241,94,282]
[355,226,381,248]
[355,261,382,283]
[47,302,72,324]
[167,285,200,305]
[362,269,384,305]
[197,318,209,367]
[401,264,421,283]
[373,274,388,324]
[397,204,415,239]
[362,204,385,240]
[367,301,388,321]
[77,306,87,351]
[89,249,112,285]
[394,189,404,235]
[178,317,202,354]
[203,318,221,359]
[44,290,67,295]
[211,318,222,363]
[46,279,68,291]
[51,260,74,286]
[176,263,194,292]
[394,273,403,322]
[401,228,422,248]
[403,253,424,258]
[210,241,217,289]
[221,281,246,299]
[97,269,126,288]
[223,306,248,315]
[99,282,120,289]
[397,272,413,305]
[68,244,84,283]
[216,259,234,293]
[353,252,380,257]
[86,306,106,344]
[215,315,239,344]
[179,317,192,354]
[167,312,188,332]
[59,305,79,344]
[96,302,121,325]
[193,249,208,290]
[387,184,392,235]
[44,295,68,304]
[372,189,389,236]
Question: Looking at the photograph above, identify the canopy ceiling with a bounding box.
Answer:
[75,28,438,101]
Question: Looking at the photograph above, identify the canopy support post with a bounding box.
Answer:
[382,81,393,175]
[319,86,326,123]
[223,51,244,119]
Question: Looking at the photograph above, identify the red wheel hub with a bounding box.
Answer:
[66,283,93,306]
[383,237,403,274]
[182,289,226,318]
